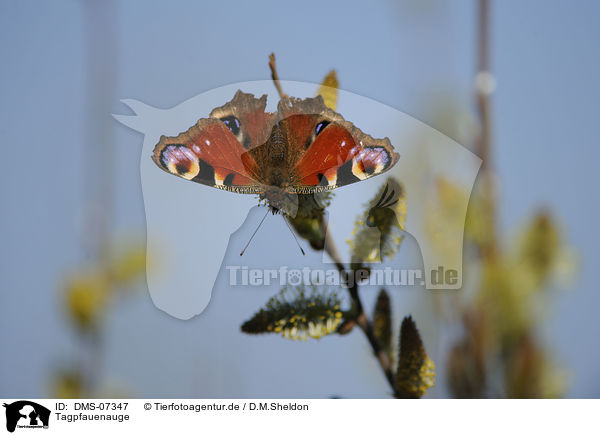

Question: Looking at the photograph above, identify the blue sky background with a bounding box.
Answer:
[1,0,599,397]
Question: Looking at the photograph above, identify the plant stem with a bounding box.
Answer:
[323,218,399,396]
[269,53,399,397]
[268,53,288,99]
[475,0,498,259]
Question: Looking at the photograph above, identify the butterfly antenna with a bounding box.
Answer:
[240,209,270,256]
[283,216,306,256]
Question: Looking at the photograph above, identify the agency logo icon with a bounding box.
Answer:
[3,401,50,433]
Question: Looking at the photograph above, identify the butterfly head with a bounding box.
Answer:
[262,186,299,217]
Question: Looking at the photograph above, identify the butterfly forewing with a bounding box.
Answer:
[152,118,264,193]
[275,95,399,193]
[152,91,278,194]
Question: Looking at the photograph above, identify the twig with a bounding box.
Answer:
[271,55,398,396]
[81,0,117,397]
[268,53,288,99]
[323,217,399,396]
[475,0,498,258]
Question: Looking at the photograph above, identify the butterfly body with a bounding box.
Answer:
[153,90,399,216]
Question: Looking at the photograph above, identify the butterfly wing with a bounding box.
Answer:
[209,90,276,151]
[276,96,399,193]
[152,91,275,194]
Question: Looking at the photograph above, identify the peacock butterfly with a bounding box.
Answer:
[152,90,399,216]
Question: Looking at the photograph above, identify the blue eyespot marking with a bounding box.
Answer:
[315,121,330,136]
[220,115,241,136]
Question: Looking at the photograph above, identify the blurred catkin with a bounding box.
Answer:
[373,289,392,358]
[241,286,345,341]
[395,316,435,398]
[316,70,338,111]
[348,179,406,270]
